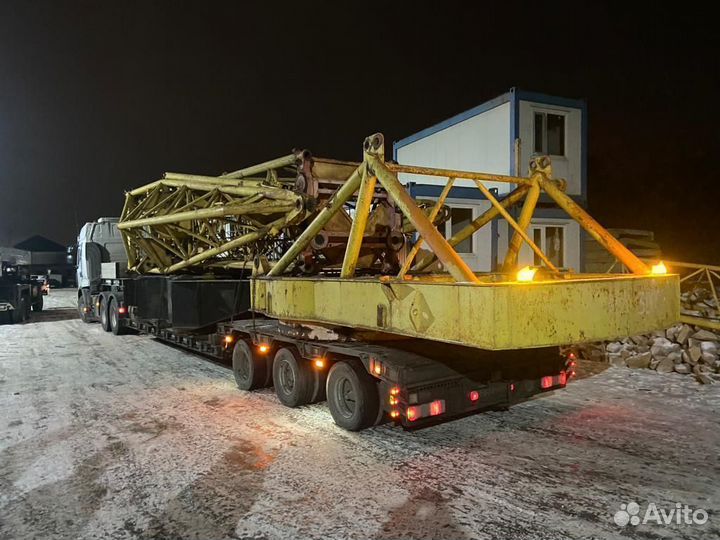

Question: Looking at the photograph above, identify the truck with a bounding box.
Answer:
[76,133,679,430]
[1,247,44,324]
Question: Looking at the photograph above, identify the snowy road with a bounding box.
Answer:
[1,289,719,540]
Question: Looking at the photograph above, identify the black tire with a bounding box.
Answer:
[232,340,267,391]
[78,294,91,323]
[32,295,43,312]
[109,297,125,335]
[326,360,380,431]
[22,297,31,321]
[12,299,25,324]
[272,347,314,407]
[99,297,111,332]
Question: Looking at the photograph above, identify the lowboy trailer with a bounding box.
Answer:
[78,133,679,430]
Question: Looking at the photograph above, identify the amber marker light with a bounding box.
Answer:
[516,266,537,282]
[650,261,667,275]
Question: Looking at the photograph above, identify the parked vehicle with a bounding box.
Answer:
[76,135,678,430]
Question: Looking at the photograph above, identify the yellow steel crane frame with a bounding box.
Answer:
[254,133,679,349]
[118,133,680,350]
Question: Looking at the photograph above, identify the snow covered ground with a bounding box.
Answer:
[1,289,719,540]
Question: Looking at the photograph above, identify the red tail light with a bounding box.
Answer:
[118,306,127,315]
[468,390,480,402]
[541,373,567,389]
[406,406,420,422]
[429,400,445,416]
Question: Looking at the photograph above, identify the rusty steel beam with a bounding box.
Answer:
[398,178,455,278]
[365,152,478,283]
[413,185,530,272]
[222,153,300,179]
[502,178,541,271]
[118,200,298,230]
[164,214,293,273]
[540,176,649,275]
[340,168,377,278]
[387,163,533,186]
[472,178,558,272]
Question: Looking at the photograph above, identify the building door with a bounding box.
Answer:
[529,224,566,269]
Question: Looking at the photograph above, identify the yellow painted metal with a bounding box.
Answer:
[118,200,298,230]
[680,314,720,331]
[340,168,377,278]
[222,153,299,179]
[367,153,478,283]
[388,163,533,186]
[539,176,649,275]
[471,178,558,272]
[398,178,455,278]
[413,186,530,272]
[665,261,720,330]
[502,178,541,271]
[164,215,293,273]
[253,273,680,350]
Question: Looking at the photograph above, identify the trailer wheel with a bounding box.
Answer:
[12,300,25,324]
[109,297,125,336]
[32,295,43,312]
[78,294,91,323]
[232,340,267,391]
[272,347,314,407]
[326,360,380,431]
[99,297,111,332]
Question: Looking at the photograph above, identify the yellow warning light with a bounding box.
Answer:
[650,261,667,275]
[516,266,537,282]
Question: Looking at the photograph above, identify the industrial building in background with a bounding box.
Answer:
[395,88,586,272]
[13,234,75,287]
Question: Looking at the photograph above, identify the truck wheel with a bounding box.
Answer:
[12,301,25,324]
[232,340,266,391]
[23,297,31,321]
[78,295,91,323]
[99,297,111,332]
[272,347,314,407]
[326,360,380,431]
[109,298,125,336]
[32,295,43,312]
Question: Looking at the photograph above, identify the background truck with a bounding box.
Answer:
[76,133,679,430]
[1,247,44,324]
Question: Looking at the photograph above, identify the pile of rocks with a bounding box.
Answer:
[573,325,720,384]
[681,288,719,320]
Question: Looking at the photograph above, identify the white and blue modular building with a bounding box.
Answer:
[394,87,587,273]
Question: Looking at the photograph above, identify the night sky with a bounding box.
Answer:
[1,2,718,262]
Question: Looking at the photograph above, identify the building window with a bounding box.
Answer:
[533,112,565,156]
[532,225,564,268]
[449,207,474,254]
[436,206,475,254]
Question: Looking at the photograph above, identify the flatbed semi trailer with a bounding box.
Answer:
[77,133,679,431]
[81,273,572,430]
